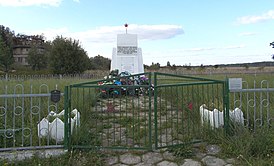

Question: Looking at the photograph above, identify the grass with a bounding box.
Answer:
[167,125,274,165]
[168,143,194,158]
[200,125,274,165]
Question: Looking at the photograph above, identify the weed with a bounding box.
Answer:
[168,143,194,158]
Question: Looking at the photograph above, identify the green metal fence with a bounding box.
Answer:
[64,72,229,151]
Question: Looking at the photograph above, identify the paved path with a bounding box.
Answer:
[0,143,237,166]
[103,143,237,166]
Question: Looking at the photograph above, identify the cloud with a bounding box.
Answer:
[238,32,257,36]
[76,24,184,43]
[0,0,62,7]
[25,27,69,40]
[131,24,184,40]
[24,24,184,57]
[177,45,245,52]
[183,47,217,52]
[27,24,184,43]
[72,0,80,3]
[223,45,245,49]
[237,10,274,24]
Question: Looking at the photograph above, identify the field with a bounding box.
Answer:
[0,68,273,165]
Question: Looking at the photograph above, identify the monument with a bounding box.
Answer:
[111,24,144,74]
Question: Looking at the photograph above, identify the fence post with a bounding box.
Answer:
[153,72,158,150]
[148,72,152,151]
[223,78,230,135]
[64,85,70,150]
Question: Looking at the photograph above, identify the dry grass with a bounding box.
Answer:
[148,66,274,76]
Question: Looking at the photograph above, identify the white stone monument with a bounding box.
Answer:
[111,24,144,74]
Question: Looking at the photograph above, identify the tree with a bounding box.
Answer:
[244,63,249,69]
[0,36,10,71]
[49,36,89,74]
[148,62,160,70]
[89,55,111,70]
[171,64,177,70]
[167,61,171,67]
[270,42,274,48]
[200,64,205,70]
[27,44,48,70]
[0,25,14,72]
[271,42,274,60]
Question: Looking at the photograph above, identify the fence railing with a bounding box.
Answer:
[0,83,65,151]
[0,75,273,151]
[229,80,274,131]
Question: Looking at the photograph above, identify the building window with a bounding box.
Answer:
[18,57,23,63]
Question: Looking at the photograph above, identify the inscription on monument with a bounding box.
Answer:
[117,46,137,54]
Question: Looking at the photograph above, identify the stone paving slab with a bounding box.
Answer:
[120,153,141,165]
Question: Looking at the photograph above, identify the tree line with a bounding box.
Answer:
[0,25,111,74]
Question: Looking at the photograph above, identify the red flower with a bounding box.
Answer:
[187,102,193,110]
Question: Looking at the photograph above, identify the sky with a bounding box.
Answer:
[0,0,274,66]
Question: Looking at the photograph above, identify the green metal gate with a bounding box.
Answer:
[153,73,229,149]
[64,72,229,151]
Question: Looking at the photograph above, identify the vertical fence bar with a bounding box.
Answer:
[4,85,8,148]
[180,86,185,141]
[170,86,174,146]
[191,84,194,133]
[64,85,69,150]
[30,85,33,146]
[224,78,230,135]
[154,73,158,150]
[175,86,179,145]
[148,73,152,150]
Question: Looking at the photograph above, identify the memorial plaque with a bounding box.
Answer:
[229,78,242,90]
[117,46,137,54]
[51,90,61,103]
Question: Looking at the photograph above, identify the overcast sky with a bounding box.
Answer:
[0,0,274,66]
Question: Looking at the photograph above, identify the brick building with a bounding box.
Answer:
[13,35,45,66]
